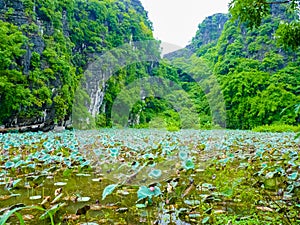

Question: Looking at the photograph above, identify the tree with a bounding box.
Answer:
[229,0,300,49]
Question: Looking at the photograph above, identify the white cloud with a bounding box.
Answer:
[140,0,230,48]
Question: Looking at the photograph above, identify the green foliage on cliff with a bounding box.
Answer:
[0,0,155,128]
[167,4,300,130]
[229,0,300,49]
[0,20,44,123]
[1,0,299,131]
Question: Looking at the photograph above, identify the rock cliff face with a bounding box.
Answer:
[0,0,155,132]
[189,13,229,52]
[0,0,62,132]
[165,4,293,60]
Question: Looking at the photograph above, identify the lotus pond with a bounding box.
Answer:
[0,129,299,224]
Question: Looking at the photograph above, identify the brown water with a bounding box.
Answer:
[0,169,152,225]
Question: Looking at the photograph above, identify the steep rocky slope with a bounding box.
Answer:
[0,0,156,131]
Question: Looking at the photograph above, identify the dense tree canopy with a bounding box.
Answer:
[0,0,157,129]
[166,5,300,130]
[0,0,299,131]
[229,0,300,49]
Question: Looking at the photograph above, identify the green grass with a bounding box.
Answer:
[253,124,300,133]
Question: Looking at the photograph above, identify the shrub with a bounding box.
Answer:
[253,124,300,133]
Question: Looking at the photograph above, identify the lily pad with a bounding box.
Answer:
[116,190,130,195]
[184,199,200,205]
[182,159,194,170]
[137,186,161,201]
[136,203,147,208]
[76,173,91,177]
[77,197,91,202]
[287,171,298,180]
[189,213,201,218]
[202,216,210,224]
[102,184,118,200]
[148,169,162,179]
[80,223,98,225]
[92,178,102,182]
[54,182,67,186]
[29,195,42,200]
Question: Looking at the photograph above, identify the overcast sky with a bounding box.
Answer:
[140,0,231,51]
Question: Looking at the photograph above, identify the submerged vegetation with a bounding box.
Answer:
[0,129,299,224]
